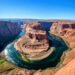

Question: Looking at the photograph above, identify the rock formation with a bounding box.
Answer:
[50,21,75,42]
[17,69,32,75]
[14,22,49,56]
[0,21,21,38]
[7,69,32,75]
[50,20,75,75]
[33,20,75,75]
[0,21,21,52]
[34,70,55,75]
[63,48,75,65]
[55,59,75,75]
[50,21,75,64]
[1,20,75,75]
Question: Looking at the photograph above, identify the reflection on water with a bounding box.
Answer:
[1,32,69,70]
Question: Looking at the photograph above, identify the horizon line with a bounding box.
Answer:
[0,18,75,21]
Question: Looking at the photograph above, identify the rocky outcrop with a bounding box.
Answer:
[50,20,75,75]
[0,21,21,52]
[34,70,55,75]
[14,22,49,56]
[7,69,32,75]
[17,69,32,75]
[55,59,75,75]
[63,48,75,65]
[50,21,75,42]
[50,21,75,64]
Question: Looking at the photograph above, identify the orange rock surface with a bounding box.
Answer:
[17,69,32,75]
[55,59,75,75]
[34,70,55,75]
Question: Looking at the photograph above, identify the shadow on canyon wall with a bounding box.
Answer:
[39,22,53,31]
[0,21,21,52]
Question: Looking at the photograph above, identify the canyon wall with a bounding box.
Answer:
[0,21,21,51]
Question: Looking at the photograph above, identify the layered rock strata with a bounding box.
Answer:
[0,21,21,52]
[14,22,49,56]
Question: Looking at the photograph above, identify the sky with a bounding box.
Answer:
[0,0,75,20]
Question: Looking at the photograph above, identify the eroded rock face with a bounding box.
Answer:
[14,22,49,55]
[63,48,75,65]
[50,21,75,65]
[0,21,21,52]
[55,59,75,75]
[0,21,21,38]
[50,20,75,75]
[50,21,75,42]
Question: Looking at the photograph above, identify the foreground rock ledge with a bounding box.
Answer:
[14,22,49,56]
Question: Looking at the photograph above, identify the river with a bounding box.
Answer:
[1,30,69,70]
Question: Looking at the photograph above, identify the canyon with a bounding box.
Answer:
[34,20,75,75]
[0,20,75,75]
